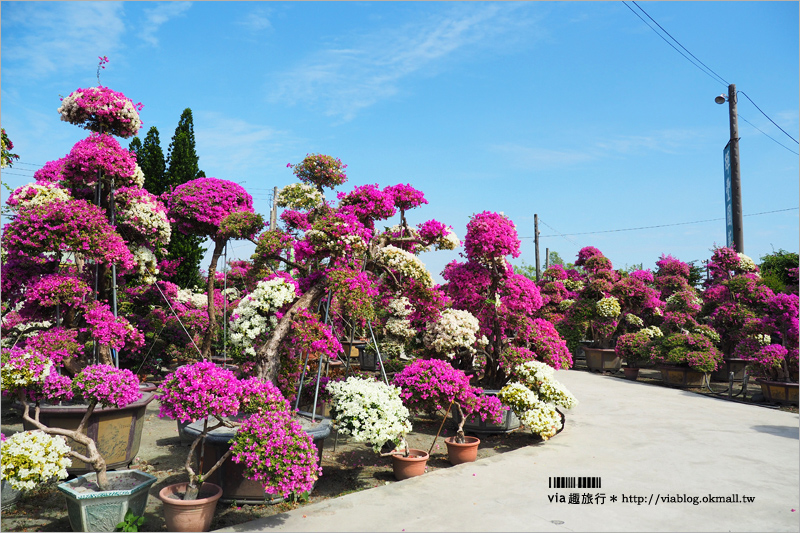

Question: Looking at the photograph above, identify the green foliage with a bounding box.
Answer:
[165,109,206,288]
[687,261,705,289]
[115,510,145,532]
[548,251,565,266]
[759,249,798,294]
[139,127,167,195]
[513,261,538,281]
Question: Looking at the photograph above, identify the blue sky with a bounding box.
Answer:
[2,1,798,283]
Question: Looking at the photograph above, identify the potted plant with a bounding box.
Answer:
[326,376,424,480]
[498,360,578,440]
[1,430,71,510]
[652,328,722,388]
[0,350,157,532]
[733,292,799,404]
[392,358,504,465]
[155,361,321,531]
[615,326,663,380]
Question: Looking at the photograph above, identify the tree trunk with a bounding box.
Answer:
[201,238,226,359]
[255,285,324,382]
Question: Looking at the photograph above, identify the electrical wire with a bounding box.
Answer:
[538,207,798,238]
[630,1,729,86]
[739,114,800,156]
[621,1,727,87]
[739,91,799,145]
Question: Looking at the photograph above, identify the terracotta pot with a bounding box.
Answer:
[583,347,621,373]
[159,482,222,532]
[622,367,640,381]
[391,449,429,480]
[444,436,480,465]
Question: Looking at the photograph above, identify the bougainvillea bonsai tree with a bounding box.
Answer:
[222,153,458,404]
[442,211,572,390]
[2,65,161,376]
[392,358,504,443]
[1,347,143,490]
[163,177,264,358]
[156,361,320,500]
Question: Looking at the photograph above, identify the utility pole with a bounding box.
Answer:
[727,84,744,253]
[534,214,541,281]
[269,186,278,231]
[719,84,743,253]
[545,247,549,271]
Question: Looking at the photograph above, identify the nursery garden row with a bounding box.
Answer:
[1,65,797,532]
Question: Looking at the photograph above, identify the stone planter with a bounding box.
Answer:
[183,414,331,504]
[57,469,157,532]
[21,392,155,474]
[658,366,706,388]
[1,479,23,510]
[584,347,621,373]
[756,379,799,405]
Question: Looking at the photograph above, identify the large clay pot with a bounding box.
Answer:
[20,392,155,474]
[583,347,621,373]
[658,366,706,388]
[183,414,331,503]
[444,436,480,465]
[711,357,749,382]
[391,449,429,480]
[756,379,799,405]
[159,482,222,532]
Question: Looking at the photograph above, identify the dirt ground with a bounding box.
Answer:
[1,361,795,532]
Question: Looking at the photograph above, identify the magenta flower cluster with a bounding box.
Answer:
[156,361,244,423]
[337,183,396,224]
[230,409,321,498]
[62,133,138,187]
[165,177,255,236]
[72,365,141,408]
[463,211,521,265]
[26,274,92,308]
[58,85,144,138]
[393,359,503,423]
[83,301,145,352]
[385,183,427,212]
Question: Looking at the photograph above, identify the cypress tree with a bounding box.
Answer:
[139,127,167,195]
[165,109,206,289]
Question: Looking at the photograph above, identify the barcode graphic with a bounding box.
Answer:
[548,476,602,489]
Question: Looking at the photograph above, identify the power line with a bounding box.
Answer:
[622,2,798,155]
[539,207,798,237]
[630,1,729,86]
[739,91,799,145]
[621,1,727,87]
[739,114,800,156]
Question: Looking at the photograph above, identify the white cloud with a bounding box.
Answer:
[193,111,295,180]
[237,7,273,33]
[492,129,708,170]
[269,3,540,121]
[1,2,126,79]
[141,2,193,46]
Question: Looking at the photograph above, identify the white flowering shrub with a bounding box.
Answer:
[115,187,171,248]
[641,326,664,338]
[377,245,434,287]
[596,297,621,318]
[132,246,158,285]
[387,297,413,318]
[557,299,575,312]
[1,431,72,491]
[423,308,480,358]
[497,383,563,440]
[737,253,757,273]
[498,361,577,440]
[8,183,72,210]
[624,313,644,328]
[229,277,298,356]
[385,318,416,340]
[277,183,325,210]
[563,279,584,292]
[327,376,412,453]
